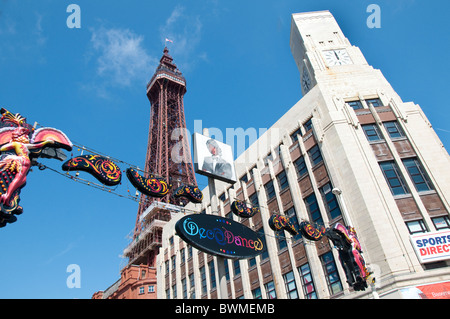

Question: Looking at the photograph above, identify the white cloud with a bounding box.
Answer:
[42,236,84,265]
[86,6,206,97]
[34,13,46,46]
[90,27,157,88]
[159,5,205,71]
[436,128,450,134]
[166,5,184,27]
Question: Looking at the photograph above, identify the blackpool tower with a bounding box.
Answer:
[139,47,197,212]
[124,47,197,267]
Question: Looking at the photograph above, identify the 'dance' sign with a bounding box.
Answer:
[175,214,265,259]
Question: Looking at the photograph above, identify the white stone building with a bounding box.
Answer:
[156,10,450,299]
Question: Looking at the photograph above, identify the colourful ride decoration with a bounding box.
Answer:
[267,212,372,291]
[0,108,72,228]
[62,154,122,186]
[295,219,371,291]
[126,168,171,198]
[173,185,203,203]
[231,199,260,219]
[299,220,327,241]
[326,223,371,291]
[268,214,298,236]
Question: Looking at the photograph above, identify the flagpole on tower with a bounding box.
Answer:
[165,38,173,47]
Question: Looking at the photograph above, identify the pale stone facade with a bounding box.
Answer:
[156,11,450,299]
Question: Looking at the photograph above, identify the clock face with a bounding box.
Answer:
[323,49,352,66]
[302,69,311,92]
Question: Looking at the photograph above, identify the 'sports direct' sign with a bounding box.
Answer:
[410,230,450,263]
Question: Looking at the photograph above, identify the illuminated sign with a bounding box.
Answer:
[410,230,450,263]
[175,214,264,259]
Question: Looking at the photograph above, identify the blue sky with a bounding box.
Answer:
[0,0,449,299]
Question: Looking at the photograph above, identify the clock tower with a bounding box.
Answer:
[290,10,381,96]
[286,10,450,297]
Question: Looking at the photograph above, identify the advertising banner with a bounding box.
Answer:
[193,133,236,184]
[400,281,450,299]
[410,229,450,263]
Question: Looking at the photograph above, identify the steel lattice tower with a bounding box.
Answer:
[131,47,197,249]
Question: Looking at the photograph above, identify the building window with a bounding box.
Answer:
[188,245,193,259]
[320,251,343,295]
[294,156,308,178]
[249,192,259,206]
[362,123,383,142]
[274,145,281,157]
[383,121,405,139]
[224,259,230,281]
[189,273,195,299]
[308,145,323,166]
[265,281,277,299]
[346,100,363,110]
[225,212,233,220]
[379,161,409,196]
[139,286,145,294]
[320,183,342,220]
[208,260,216,290]
[148,285,154,293]
[172,284,177,299]
[252,287,262,299]
[290,127,302,143]
[286,206,301,242]
[248,256,256,268]
[265,180,276,200]
[365,98,382,107]
[257,227,269,261]
[277,170,289,191]
[240,174,248,184]
[233,259,241,276]
[171,255,176,271]
[219,193,226,202]
[180,248,185,264]
[406,220,427,234]
[182,278,187,299]
[304,119,313,132]
[283,271,299,299]
[165,260,169,274]
[432,216,450,230]
[298,263,317,299]
[166,289,170,299]
[276,231,287,251]
[402,158,433,192]
[200,266,207,295]
[169,236,174,246]
[304,193,324,225]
